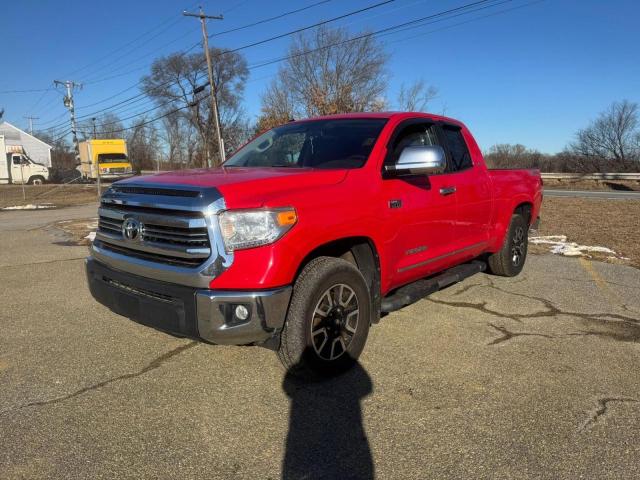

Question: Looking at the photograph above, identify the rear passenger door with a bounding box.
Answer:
[439,124,492,255]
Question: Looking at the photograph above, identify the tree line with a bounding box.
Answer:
[485,100,640,172]
[33,25,639,175]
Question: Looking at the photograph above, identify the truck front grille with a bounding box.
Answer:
[96,204,211,267]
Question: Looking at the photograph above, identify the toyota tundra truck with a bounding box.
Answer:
[86,112,542,375]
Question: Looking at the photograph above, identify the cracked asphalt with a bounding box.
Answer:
[1,205,639,479]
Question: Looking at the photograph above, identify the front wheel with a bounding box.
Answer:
[277,256,371,377]
[29,176,45,186]
[487,213,528,277]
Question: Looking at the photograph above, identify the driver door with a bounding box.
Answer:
[380,121,459,288]
[11,155,27,184]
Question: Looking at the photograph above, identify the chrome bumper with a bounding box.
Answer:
[86,258,291,346]
[99,173,134,180]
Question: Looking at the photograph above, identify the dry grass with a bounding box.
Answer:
[0,184,101,209]
[2,183,637,269]
[534,197,640,267]
[544,179,640,191]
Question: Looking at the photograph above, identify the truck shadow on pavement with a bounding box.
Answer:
[282,356,374,480]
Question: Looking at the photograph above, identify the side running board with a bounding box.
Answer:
[381,261,486,313]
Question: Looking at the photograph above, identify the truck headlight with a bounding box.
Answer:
[218,208,297,252]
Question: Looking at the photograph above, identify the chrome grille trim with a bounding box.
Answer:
[89,182,232,288]
[97,206,211,259]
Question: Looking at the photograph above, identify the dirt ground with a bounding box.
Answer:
[533,197,640,267]
[3,184,637,269]
[0,184,101,209]
[543,178,640,191]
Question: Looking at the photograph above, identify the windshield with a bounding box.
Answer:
[225,118,387,169]
[98,153,128,164]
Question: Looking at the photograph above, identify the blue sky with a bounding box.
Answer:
[1,0,638,153]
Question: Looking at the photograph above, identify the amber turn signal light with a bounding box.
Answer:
[276,210,297,226]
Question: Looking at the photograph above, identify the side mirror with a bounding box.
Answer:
[386,145,446,176]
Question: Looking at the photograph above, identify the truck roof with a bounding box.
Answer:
[291,111,465,127]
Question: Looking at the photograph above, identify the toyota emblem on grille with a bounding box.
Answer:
[122,217,143,241]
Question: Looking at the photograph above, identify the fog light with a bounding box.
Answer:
[235,305,249,321]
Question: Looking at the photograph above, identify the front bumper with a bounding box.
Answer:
[86,258,291,346]
[99,173,134,181]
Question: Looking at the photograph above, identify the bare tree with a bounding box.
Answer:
[570,100,640,166]
[256,81,296,133]
[396,79,438,112]
[258,26,388,128]
[485,144,545,169]
[34,130,76,177]
[77,112,125,140]
[126,116,161,172]
[142,48,249,166]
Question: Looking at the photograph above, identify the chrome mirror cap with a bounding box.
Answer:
[386,145,447,175]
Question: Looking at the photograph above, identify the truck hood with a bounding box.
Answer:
[118,167,348,208]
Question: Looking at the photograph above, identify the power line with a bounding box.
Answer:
[63,1,200,78]
[213,0,333,37]
[78,0,394,87]
[42,0,395,130]
[0,87,50,94]
[52,0,542,141]
[71,1,331,111]
[53,0,497,137]
[248,0,501,70]
[77,1,336,86]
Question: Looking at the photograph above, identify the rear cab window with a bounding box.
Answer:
[441,125,473,172]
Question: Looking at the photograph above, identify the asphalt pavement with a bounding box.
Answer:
[1,206,639,479]
[544,188,640,199]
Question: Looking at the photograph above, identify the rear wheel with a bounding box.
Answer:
[487,213,528,277]
[277,256,371,377]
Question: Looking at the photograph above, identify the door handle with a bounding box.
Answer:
[439,186,456,196]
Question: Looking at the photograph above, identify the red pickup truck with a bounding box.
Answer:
[86,112,542,375]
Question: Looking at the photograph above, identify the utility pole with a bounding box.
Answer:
[23,116,39,135]
[91,117,97,139]
[183,7,225,167]
[54,80,82,166]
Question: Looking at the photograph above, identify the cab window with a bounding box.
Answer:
[441,126,472,172]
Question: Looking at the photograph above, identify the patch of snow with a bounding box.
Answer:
[85,232,96,242]
[529,235,623,260]
[1,203,56,211]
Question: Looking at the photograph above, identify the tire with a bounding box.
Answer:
[487,213,528,277]
[277,256,371,377]
[29,176,45,186]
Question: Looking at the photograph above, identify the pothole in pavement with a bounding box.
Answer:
[48,218,97,247]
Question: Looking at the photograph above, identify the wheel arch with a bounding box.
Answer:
[296,236,382,324]
[488,199,535,252]
[513,201,533,224]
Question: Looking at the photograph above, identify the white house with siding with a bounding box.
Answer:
[0,121,52,167]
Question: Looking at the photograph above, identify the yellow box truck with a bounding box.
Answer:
[78,139,133,181]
